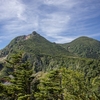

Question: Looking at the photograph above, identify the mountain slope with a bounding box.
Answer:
[0,31,71,59]
[0,33,100,99]
[61,36,100,58]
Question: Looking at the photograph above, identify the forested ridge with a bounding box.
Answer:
[0,31,100,100]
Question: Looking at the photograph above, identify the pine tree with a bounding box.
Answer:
[35,68,90,100]
[0,83,6,99]
[35,70,63,100]
[5,53,33,100]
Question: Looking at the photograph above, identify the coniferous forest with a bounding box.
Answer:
[0,31,100,100]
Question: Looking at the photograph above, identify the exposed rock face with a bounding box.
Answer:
[25,31,40,40]
[25,35,31,40]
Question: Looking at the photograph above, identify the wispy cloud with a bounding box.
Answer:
[0,0,100,49]
[0,0,25,20]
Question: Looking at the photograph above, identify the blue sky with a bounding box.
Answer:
[0,0,100,49]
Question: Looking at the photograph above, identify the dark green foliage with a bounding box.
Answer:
[0,83,5,95]
[4,53,33,100]
[61,36,100,59]
[35,70,63,100]
[35,68,98,100]
[0,31,71,59]
[0,54,100,99]
[0,32,100,99]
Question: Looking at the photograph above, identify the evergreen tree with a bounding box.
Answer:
[35,68,91,100]
[0,83,6,99]
[35,70,63,100]
[5,53,33,100]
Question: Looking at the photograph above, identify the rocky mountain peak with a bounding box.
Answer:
[31,31,40,36]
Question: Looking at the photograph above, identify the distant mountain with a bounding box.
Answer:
[0,32,100,60]
[61,36,100,59]
[0,31,71,59]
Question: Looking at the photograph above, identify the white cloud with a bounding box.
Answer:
[39,13,70,35]
[49,35,76,43]
[88,33,100,37]
[0,0,25,20]
[36,0,100,42]
[44,0,78,8]
[0,0,100,49]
